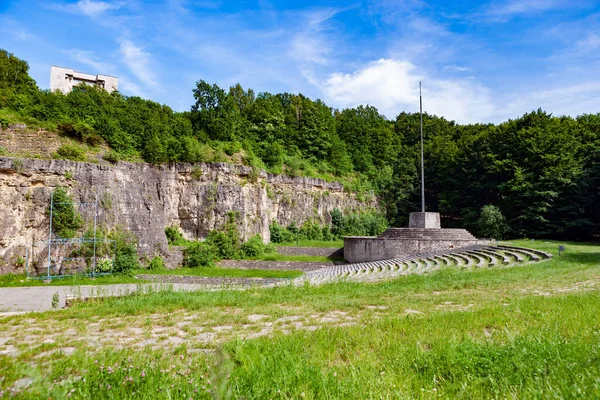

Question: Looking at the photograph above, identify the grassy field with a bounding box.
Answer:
[276,239,344,248]
[0,267,303,287]
[0,239,598,398]
[137,267,303,279]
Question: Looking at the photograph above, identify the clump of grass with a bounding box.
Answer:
[53,143,86,162]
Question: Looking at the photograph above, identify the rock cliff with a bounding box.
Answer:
[0,156,374,274]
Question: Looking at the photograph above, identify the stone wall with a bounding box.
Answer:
[344,236,486,263]
[0,156,374,274]
[0,129,63,159]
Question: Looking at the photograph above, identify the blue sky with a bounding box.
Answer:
[1,0,599,123]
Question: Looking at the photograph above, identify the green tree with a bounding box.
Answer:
[475,205,510,239]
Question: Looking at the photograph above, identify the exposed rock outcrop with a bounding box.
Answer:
[0,157,374,274]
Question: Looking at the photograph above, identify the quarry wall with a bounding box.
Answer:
[0,156,374,274]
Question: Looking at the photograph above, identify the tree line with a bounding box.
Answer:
[1,49,599,240]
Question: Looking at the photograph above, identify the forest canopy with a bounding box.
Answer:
[1,49,599,240]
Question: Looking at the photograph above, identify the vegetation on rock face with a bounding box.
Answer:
[168,213,277,263]
[47,187,83,238]
[2,49,600,240]
[269,208,388,243]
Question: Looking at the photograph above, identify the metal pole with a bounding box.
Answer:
[420,81,425,213]
[92,195,98,277]
[47,191,54,279]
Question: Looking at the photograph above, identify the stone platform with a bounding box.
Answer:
[344,212,484,263]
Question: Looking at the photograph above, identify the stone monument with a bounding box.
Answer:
[343,83,483,263]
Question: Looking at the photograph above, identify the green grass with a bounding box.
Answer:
[255,253,342,262]
[136,267,303,279]
[0,239,599,398]
[0,273,142,287]
[277,239,344,248]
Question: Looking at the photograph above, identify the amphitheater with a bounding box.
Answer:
[295,244,552,285]
[290,211,553,285]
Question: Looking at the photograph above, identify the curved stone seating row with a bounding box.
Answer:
[294,245,552,285]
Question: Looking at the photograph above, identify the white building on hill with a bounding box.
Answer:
[50,66,118,94]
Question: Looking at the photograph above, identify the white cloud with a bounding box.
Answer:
[323,58,495,123]
[70,0,123,18]
[119,39,158,89]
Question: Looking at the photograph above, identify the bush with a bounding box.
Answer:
[147,256,165,270]
[299,220,323,240]
[183,242,216,268]
[476,205,510,239]
[48,187,83,238]
[110,226,140,274]
[206,212,241,259]
[269,221,295,243]
[206,230,240,259]
[113,246,139,275]
[241,235,267,258]
[103,150,121,164]
[54,144,86,161]
[165,225,185,245]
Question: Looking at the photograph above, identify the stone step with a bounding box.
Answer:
[498,245,552,261]
[480,248,511,264]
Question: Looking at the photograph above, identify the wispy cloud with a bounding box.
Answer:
[485,0,573,19]
[495,81,600,120]
[443,65,471,72]
[119,39,158,89]
[69,49,115,73]
[67,0,124,18]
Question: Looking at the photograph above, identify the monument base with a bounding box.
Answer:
[343,211,484,263]
[409,212,441,229]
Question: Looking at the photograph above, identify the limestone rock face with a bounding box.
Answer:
[0,157,374,274]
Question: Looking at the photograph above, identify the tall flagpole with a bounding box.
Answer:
[419,81,425,213]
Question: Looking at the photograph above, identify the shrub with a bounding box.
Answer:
[48,187,83,238]
[183,242,216,268]
[206,230,240,259]
[0,115,9,129]
[110,226,140,274]
[96,258,113,273]
[103,150,121,164]
[322,226,334,241]
[241,235,267,258]
[476,205,510,239]
[54,144,86,162]
[165,225,185,246]
[113,246,139,275]
[269,221,294,243]
[147,256,165,270]
[206,212,241,259]
[299,220,323,240]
